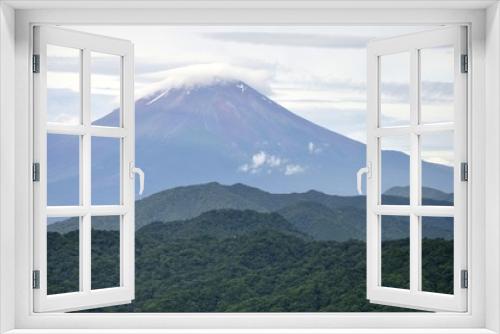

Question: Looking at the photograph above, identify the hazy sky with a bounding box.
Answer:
[50,25,453,165]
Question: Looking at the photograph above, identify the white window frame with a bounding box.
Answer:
[32,26,135,312]
[365,26,468,312]
[1,1,499,333]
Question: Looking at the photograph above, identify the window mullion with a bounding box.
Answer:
[409,48,421,292]
[81,48,92,293]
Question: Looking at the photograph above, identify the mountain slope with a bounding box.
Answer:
[277,201,365,241]
[385,186,454,203]
[48,79,453,205]
[134,182,270,227]
[130,81,367,197]
[139,209,308,241]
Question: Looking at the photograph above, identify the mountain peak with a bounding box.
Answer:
[142,80,255,106]
[136,63,272,102]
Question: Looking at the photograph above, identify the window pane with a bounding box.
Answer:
[380,136,410,205]
[91,216,121,290]
[381,215,410,289]
[421,131,454,206]
[91,137,121,205]
[47,134,80,206]
[420,46,454,124]
[380,52,410,127]
[47,45,81,125]
[91,52,121,127]
[47,216,80,295]
[421,217,454,294]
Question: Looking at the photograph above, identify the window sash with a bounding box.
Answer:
[366,26,468,312]
[32,26,135,313]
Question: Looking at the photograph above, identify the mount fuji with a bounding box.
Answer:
[48,77,453,205]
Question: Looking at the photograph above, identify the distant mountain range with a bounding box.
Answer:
[47,80,453,206]
[49,182,453,241]
[384,186,454,204]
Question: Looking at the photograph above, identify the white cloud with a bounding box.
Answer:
[422,156,453,167]
[252,151,268,168]
[47,71,79,92]
[50,113,79,125]
[308,142,322,154]
[285,164,305,175]
[136,63,273,101]
[239,151,282,173]
[239,164,250,173]
[267,155,282,167]
[238,151,308,176]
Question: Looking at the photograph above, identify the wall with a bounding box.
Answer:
[0,2,16,333]
[485,2,500,333]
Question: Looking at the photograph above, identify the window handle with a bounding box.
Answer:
[130,162,145,196]
[356,162,371,195]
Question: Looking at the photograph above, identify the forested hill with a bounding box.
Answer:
[47,208,454,312]
[48,182,453,241]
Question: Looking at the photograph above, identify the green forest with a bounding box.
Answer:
[47,205,454,313]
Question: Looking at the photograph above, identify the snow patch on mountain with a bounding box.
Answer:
[137,63,272,102]
[146,91,167,105]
